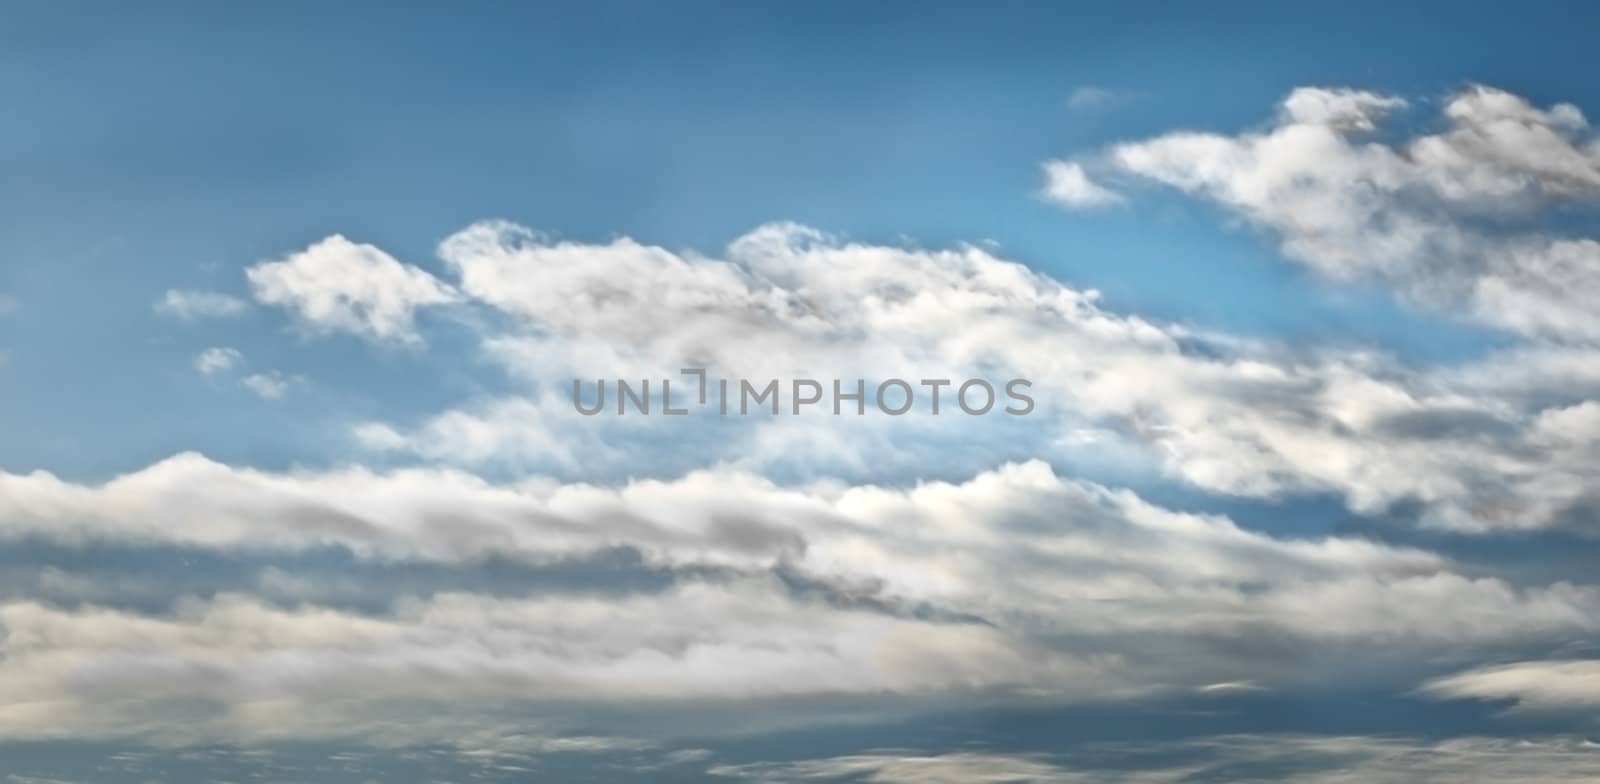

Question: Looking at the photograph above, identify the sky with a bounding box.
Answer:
[4,2,1600,781]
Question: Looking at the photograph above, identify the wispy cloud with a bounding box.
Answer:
[241,371,293,400]
[193,347,243,376]
[1065,85,1137,113]
[155,289,250,321]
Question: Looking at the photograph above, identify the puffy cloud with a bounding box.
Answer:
[309,220,1600,532]
[1279,87,1407,131]
[154,289,250,320]
[246,235,458,344]
[1041,161,1124,208]
[1090,84,1600,343]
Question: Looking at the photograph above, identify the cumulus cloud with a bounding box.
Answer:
[246,235,458,343]
[154,289,249,320]
[1076,84,1600,343]
[1279,86,1407,131]
[1041,161,1124,208]
[291,220,1600,532]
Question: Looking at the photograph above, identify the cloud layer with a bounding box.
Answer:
[236,217,1600,533]
[1,455,1596,743]
[11,82,1600,775]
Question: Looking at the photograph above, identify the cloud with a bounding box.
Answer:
[711,736,1600,784]
[241,371,292,400]
[1041,161,1124,208]
[189,349,294,398]
[1422,659,1600,711]
[1082,84,1600,343]
[9,732,1599,782]
[0,453,1451,581]
[1279,86,1407,131]
[0,585,1053,744]
[711,751,1082,783]
[246,234,459,344]
[292,220,1600,532]
[7,775,82,784]
[0,454,1597,743]
[193,347,243,376]
[353,394,585,469]
[1065,86,1134,113]
[154,289,249,321]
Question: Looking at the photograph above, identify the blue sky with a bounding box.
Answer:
[5,3,1600,782]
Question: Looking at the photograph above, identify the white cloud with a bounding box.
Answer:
[154,289,249,321]
[1095,84,1600,343]
[0,453,1451,581]
[1279,86,1407,131]
[1041,160,1124,208]
[1422,659,1600,711]
[193,347,243,376]
[241,371,292,400]
[246,234,458,344]
[305,220,1600,532]
[712,751,1084,783]
[353,394,582,469]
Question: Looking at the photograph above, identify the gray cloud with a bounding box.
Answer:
[0,457,1596,744]
[711,735,1600,784]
